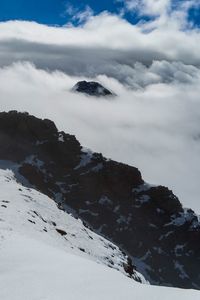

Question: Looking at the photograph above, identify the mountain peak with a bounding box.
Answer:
[72,81,114,97]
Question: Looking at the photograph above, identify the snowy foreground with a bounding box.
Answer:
[0,168,199,300]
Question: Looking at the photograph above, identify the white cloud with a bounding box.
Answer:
[64,3,77,16]
[124,0,171,16]
[122,0,200,30]
[73,5,94,24]
[63,3,94,25]
[0,62,200,213]
[0,12,200,212]
[122,0,200,18]
[0,12,200,73]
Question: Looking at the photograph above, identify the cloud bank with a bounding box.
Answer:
[0,11,200,212]
[0,12,200,82]
[0,61,200,213]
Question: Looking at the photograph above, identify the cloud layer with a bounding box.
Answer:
[0,61,200,213]
[0,12,200,80]
[0,12,200,212]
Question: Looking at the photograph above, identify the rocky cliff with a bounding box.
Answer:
[0,111,199,289]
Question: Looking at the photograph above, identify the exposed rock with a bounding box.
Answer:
[72,81,114,97]
[123,257,136,278]
[0,111,199,290]
[56,228,67,236]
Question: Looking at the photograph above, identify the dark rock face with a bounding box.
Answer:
[73,81,113,97]
[56,228,67,236]
[0,111,200,289]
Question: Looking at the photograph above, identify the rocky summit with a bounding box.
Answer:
[72,81,114,97]
[0,111,200,290]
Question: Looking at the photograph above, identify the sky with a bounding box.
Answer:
[0,0,200,27]
[0,0,134,25]
[1,1,200,213]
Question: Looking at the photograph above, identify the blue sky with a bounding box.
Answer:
[0,0,122,25]
[0,0,199,27]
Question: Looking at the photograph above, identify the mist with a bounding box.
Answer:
[0,61,200,212]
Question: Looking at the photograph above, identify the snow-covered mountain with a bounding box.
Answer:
[0,111,200,291]
[0,168,199,300]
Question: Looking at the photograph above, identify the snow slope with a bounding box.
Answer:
[0,168,141,277]
[0,168,199,299]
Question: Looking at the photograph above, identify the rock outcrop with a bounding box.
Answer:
[72,81,113,97]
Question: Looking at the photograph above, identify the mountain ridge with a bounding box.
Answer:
[0,110,199,289]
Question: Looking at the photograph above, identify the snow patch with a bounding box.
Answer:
[75,147,93,169]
